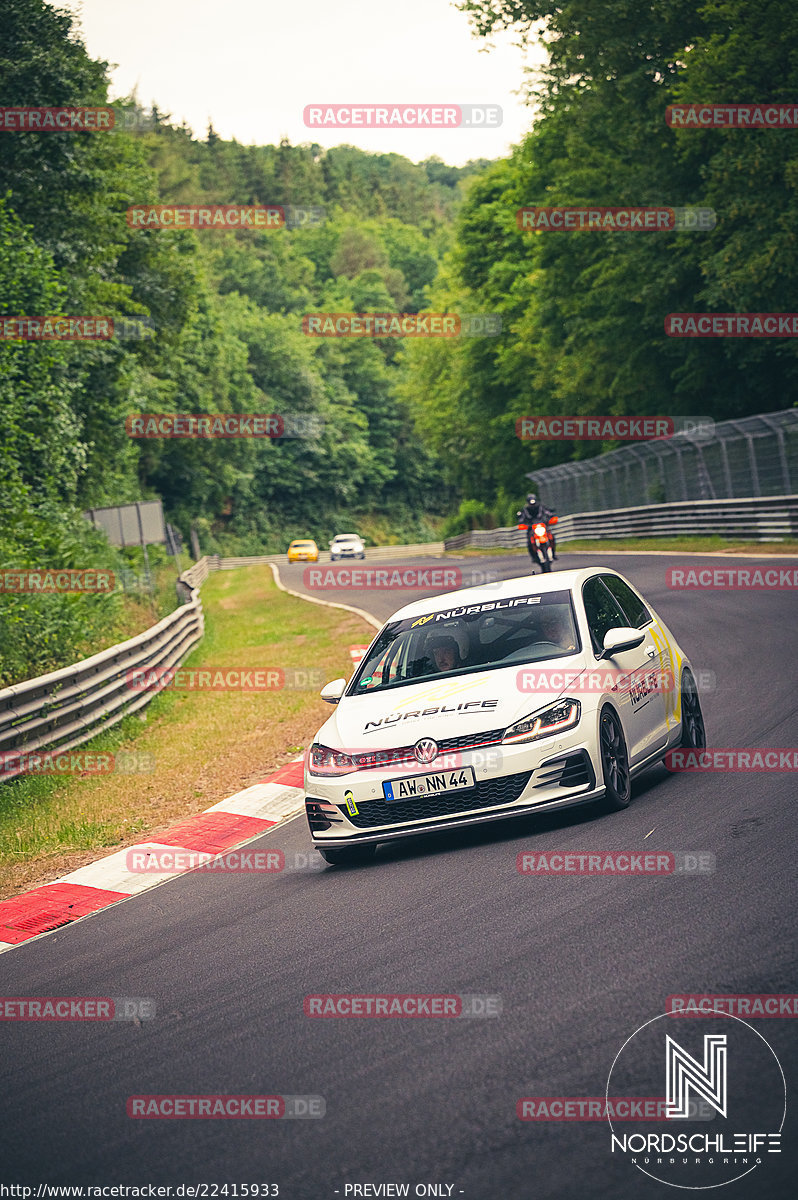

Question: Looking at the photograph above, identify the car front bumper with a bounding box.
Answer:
[306,737,602,848]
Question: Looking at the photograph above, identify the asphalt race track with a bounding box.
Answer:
[1,552,796,1198]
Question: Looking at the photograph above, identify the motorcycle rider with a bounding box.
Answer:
[518,493,558,560]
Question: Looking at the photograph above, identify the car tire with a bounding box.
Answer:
[673,668,706,754]
[318,844,377,866]
[676,672,705,744]
[598,705,632,811]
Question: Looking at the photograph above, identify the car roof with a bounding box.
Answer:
[332,533,360,539]
[291,539,316,545]
[385,566,625,622]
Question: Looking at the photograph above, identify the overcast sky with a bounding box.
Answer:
[60,0,545,166]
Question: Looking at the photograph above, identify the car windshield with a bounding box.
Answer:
[334,535,359,543]
[349,590,580,695]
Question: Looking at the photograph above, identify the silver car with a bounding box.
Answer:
[330,533,365,561]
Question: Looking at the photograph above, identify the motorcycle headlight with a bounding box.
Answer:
[308,743,357,776]
[503,699,581,744]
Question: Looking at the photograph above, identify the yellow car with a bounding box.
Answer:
[287,539,319,563]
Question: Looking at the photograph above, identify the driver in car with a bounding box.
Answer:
[429,635,464,673]
[537,609,577,653]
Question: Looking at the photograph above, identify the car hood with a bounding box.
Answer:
[316,658,590,751]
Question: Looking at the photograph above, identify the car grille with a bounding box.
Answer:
[351,727,505,771]
[338,769,532,829]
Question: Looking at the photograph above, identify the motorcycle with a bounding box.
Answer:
[517,514,557,573]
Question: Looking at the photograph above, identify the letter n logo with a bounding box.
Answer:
[665,1034,727,1118]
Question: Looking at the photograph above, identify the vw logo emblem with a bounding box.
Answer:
[414,738,438,765]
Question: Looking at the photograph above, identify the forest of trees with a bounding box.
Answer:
[402,0,797,512]
[1,0,795,681]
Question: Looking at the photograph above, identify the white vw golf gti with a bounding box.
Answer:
[305,568,706,864]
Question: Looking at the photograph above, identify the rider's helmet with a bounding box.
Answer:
[526,493,537,505]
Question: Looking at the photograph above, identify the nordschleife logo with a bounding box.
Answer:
[606,1011,785,1188]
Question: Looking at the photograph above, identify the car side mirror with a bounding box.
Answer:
[320,678,347,704]
[600,627,646,658]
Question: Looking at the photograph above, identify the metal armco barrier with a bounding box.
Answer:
[444,495,798,551]
[213,542,445,568]
[0,567,205,783]
[0,542,445,782]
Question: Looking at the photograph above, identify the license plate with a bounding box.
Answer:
[383,766,476,802]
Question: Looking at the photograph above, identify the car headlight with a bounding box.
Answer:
[503,699,581,744]
[308,743,357,776]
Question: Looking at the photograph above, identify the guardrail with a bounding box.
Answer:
[212,542,445,568]
[0,541,446,783]
[0,569,205,783]
[444,495,798,551]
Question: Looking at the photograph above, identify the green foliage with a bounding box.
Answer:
[0,0,478,683]
[0,484,126,687]
[409,0,798,511]
[441,499,496,538]
[3,0,792,687]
